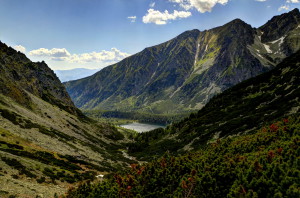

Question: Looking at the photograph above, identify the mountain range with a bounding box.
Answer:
[0,9,299,198]
[65,9,300,116]
[64,35,300,198]
[54,68,99,82]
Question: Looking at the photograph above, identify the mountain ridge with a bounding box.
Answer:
[65,9,300,116]
[54,68,99,82]
[0,41,135,197]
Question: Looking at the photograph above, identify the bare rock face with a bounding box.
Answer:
[65,9,300,115]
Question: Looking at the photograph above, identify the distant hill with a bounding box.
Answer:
[54,68,99,82]
[0,41,135,197]
[65,9,300,116]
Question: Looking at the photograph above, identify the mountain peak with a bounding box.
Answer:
[65,12,300,115]
[259,9,300,42]
[175,29,200,40]
[225,18,249,26]
[290,8,300,15]
[230,18,245,23]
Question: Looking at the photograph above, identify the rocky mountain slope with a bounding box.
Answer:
[65,9,300,115]
[129,48,300,160]
[0,41,135,197]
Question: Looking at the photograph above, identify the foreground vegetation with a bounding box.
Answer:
[64,114,300,197]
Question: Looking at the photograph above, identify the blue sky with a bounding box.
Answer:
[0,0,299,70]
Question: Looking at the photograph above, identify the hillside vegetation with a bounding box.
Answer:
[128,49,300,160]
[65,114,300,197]
[0,41,136,197]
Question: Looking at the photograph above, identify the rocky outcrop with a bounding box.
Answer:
[0,41,78,114]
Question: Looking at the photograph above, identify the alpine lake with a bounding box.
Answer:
[120,122,166,133]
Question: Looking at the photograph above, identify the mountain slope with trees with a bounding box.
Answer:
[129,48,300,160]
[64,37,300,198]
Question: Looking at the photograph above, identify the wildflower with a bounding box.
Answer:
[270,124,279,132]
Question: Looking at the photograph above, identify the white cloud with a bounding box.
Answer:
[149,2,156,7]
[29,47,131,64]
[143,9,191,25]
[68,48,131,63]
[255,0,267,2]
[128,16,137,22]
[287,0,299,3]
[169,0,228,13]
[13,45,26,53]
[29,48,71,59]
[278,5,290,11]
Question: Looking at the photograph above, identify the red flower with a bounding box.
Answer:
[130,164,138,170]
[181,180,188,189]
[267,150,275,162]
[283,118,289,124]
[270,124,279,132]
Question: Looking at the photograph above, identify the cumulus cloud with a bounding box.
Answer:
[128,16,137,22]
[13,45,26,53]
[68,48,131,63]
[169,0,228,13]
[143,9,191,25]
[278,5,290,11]
[278,0,299,11]
[29,48,71,59]
[29,48,131,63]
